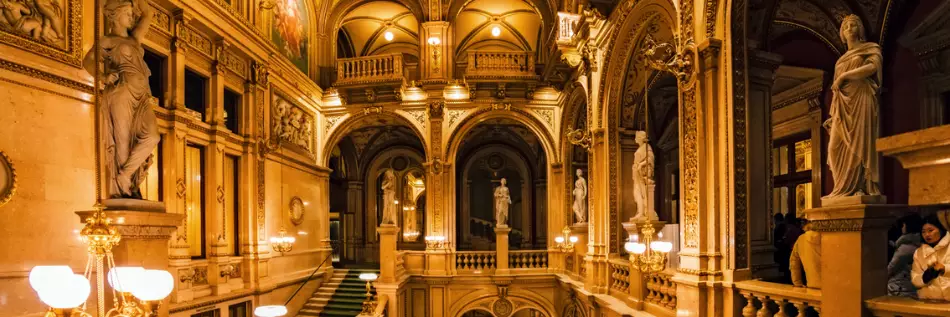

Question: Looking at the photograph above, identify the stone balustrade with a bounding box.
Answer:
[455,251,497,272]
[608,259,631,293]
[736,280,822,317]
[509,250,549,269]
[645,270,677,311]
[336,53,406,85]
[866,296,950,316]
[464,51,537,79]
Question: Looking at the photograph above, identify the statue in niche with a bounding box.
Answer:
[823,14,883,201]
[495,178,512,227]
[380,169,396,225]
[632,131,658,221]
[83,0,159,199]
[573,169,587,224]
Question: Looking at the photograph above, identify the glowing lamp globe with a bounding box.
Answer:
[491,26,501,37]
[254,305,288,317]
[29,266,73,293]
[359,273,378,281]
[554,236,564,243]
[625,242,646,254]
[427,37,441,45]
[131,270,174,301]
[384,31,394,42]
[569,236,579,243]
[108,266,145,293]
[38,274,90,309]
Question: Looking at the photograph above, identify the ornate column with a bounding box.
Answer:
[586,128,609,293]
[205,139,229,295]
[248,61,272,291]
[169,12,191,109]
[425,101,451,275]
[208,41,228,126]
[421,22,451,81]
[746,50,782,279]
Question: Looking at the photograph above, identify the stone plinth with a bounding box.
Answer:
[377,225,399,283]
[878,124,950,205]
[495,226,511,275]
[804,203,904,317]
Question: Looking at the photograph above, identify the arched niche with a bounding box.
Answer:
[365,147,427,252]
[458,145,535,250]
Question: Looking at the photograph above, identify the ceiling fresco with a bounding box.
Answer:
[269,0,311,74]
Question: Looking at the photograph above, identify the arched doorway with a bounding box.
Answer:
[455,118,548,251]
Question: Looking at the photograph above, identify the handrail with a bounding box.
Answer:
[283,253,333,306]
[372,294,389,317]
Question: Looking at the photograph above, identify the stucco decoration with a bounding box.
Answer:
[0,0,82,65]
[271,93,315,156]
[289,196,305,225]
[0,151,16,207]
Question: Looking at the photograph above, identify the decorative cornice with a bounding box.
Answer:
[677,268,723,277]
[0,58,92,94]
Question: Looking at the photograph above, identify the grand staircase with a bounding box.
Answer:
[297,267,380,317]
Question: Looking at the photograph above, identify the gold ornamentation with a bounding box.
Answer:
[150,4,171,32]
[0,58,92,93]
[289,196,305,226]
[252,62,270,87]
[0,150,17,207]
[682,86,700,248]
[325,114,343,135]
[642,34,695,83]
[0,0,82,66]
[428,100,444,118]
[731,0,748,268]
[447,109,464,126]
[491,102,511,111]
[361,106,383,116]
[534,109,554,127]
[809,219,866,232]
[705,0,719,37]
[676,268,723,276]
[567,129,592,149]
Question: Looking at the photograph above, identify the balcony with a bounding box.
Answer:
[335,53,408,87]
[462,50,538,80]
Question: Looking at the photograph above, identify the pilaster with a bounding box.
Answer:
[421,22,451,81]
[746,50,782,279]
[586,127,609,294]
[345,181,365,261]
[169,11,191,109]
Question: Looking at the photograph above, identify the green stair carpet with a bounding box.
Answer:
[319,268,380,317]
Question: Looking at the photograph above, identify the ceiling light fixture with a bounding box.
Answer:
[384,31,394,42]
[491,26,501,37]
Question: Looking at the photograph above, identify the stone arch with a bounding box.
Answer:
[448,289,556,317]
[445,108,557,166]
[321,110,428,166]
[364,146,427,244]
[315,0,426,67]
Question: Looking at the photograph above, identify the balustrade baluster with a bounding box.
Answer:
[742,294,757,317]
[756,296,773,317]
[773,299,789,317]
[792,303,806,317]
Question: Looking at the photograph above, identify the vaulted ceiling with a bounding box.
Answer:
[338,1,421,57]
[453,0,542,56]
[751,0,895,54]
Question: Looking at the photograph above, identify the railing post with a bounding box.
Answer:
[495,226,511,275]
[378,224,399,283]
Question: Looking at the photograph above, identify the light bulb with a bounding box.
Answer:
[569,236,579,243]
[131,270,174,301]
[631,243,647,254]
[255,305,288,317]
[427,36,441,45]
[631,234,639,242]
[108,266,145,293]
[555,236,565,243]
[384,31,394,42]
[29,266,73,294]
[270,237,280,244]
[394,200,399,204]
[38,274,89,309]
[658,232,663,239]
[491,26,501,37]
[359,273,378,281]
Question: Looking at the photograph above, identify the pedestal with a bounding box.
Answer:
[495,226,511,275]
[569,224,588,276]
[878,124,950,205]
[377,225,399,283]
[75,209,183,317]
[804,203,902,317]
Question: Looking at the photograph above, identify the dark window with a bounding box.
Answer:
[191,309,219,317]
[225,155,241,256]
[228,301,250,317]
[184,69,207,119]
[943,91,950,125]
[143,49,167,107]
[223,88,241,132]
[771,133,814,218]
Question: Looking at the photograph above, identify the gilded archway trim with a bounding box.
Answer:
[445,106,558,165]
[321,110,429,166]
[449,289,556,317]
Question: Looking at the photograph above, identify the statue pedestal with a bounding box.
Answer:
[804,203,903,317]
[568,224,588,276]
[75,209,183,317]
[495,226,512,275]
[878,124,950,205]
[377,225,400,283]
[820,194,886,207]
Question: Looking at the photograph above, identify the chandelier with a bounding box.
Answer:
[424,235,446,249]
[270,227,296,253]
[29,206,174,317]
[553,226,579,252]
[624,224,673,273]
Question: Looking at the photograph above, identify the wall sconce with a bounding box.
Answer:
[553,226,578,252]
[567,129,592,149]
[269,227,296,253]
[427,36,441,45]
[425,235,446,249]
[641,34,695,82]
[624,224,672,273]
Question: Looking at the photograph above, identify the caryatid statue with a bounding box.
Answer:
[573,169,587,224]
[494,178,512,227]
[381,169,396,225]
[84,0,160,199]
[823,14,883,202]
[632,131,658,221]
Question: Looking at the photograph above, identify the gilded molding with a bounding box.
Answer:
[533,109,555,128]
[705,0,719,37]
[0,0,82,66]
[324,114,344,135]
[809,219,866,232]
[677,268,723,276]
[731,0,749,269]
[150,4,172,33]
[681,85,700,249]
[0,150,17,207]
[0,58,92,94]
[447,109,465,126]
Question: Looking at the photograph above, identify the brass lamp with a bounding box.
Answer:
[553,226,579,252]
[359,273,379,314]
[624,224,673,273]
[270,227,296,253]
[424,235,446,249]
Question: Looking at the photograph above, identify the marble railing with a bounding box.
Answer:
[645,270,677,311]
[608,259,631,293]
[509,250,549,269]
[336,53,405,85]
[866,296,950,316]
[736,280,821,317]
[464,51,536,78]
[456,251,497,272]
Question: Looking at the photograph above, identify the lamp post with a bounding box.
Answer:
[623,224,673,273]
[359,273,379,314]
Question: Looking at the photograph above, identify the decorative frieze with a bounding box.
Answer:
[0,0,82,66]
[271,93,315,156]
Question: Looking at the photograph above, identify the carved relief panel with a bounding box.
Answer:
[0,0,82,65]
[271,92,315,157]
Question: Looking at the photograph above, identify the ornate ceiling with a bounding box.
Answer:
[453,0,542,56]
[751,0,895,53]
[339,1,421,57]
[457,118,544,165]
[619,14,674,130]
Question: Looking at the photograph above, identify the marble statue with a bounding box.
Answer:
[823,14,883,201]
[573,169,587,224]
[495,178,512,227]
[632,131,658,221]
[381,169,396,224]
[83,0,160,199]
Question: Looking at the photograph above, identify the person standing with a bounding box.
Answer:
[912,213,950,301]
[888,215,923,297]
